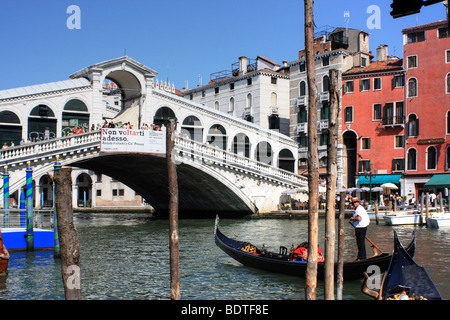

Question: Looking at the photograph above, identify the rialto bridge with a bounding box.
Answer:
[0,56,306,214]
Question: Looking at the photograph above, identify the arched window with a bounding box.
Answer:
[207,124,227,149]
[447,110,450,134]
[271,92,277,107]
[0,111,22,146]
[446,146,450,171]
[407,148,417,170]
[408,78,417,97]
[28,104,57,141]
[62,99,90,136]
[154,107,176,127]
[447,73,450,94]
[323,75,330,92]
[214,101,219,110]
[181,115,203,142]
[229,97,234,113]
[407,114,419,137]
[246,93,253,108]
[427,146,437,170]
[299,81,306,96]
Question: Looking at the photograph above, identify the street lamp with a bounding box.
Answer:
[364,168,374,205]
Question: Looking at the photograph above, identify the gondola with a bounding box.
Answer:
[214,217,415,281]
[362,231,442,300]
[0,229,10,275]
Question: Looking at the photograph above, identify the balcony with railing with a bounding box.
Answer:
[383,116,405,128]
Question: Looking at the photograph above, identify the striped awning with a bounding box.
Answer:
[357,174,402,185]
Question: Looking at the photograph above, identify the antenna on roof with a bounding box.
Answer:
[344,11,350,37]
[198,74,202,87]
[124,48,127,57]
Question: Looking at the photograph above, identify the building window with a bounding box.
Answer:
[427,146,437,170]
[395,135,405,148]
[407,31,425,43]
[343,80,354,93]
[96,189,102,197]
[359,160,371,173]
[360,79,370,92]
[202,90,206,97]
[361,138,371,150]
[447,73,450,94]
[215,87,219,94]
[408,78,417,97]
[271,92,277,108]
[119,189,124,196]
[214,101,219,110]
[361,57,367,66]
[299,81,306,96]
[300,63,306,72]
[112,189,118,197]
[407,114,419,137]
[374,77,381,90]
[407,148,417,170]
[373,104,382,120]
[392,158,405,172]
[447,110,450,134]
[344,106,353,123]
[322,56,330,66]
[298,135,307,147]
[271,77,277,84]
[322,75,329,92]
[230,83,234,90]
[407,56,417,69]
[446,50,450,63]
[298,107,307,123]
[229,97,234,113]
[393,75,404,88]
[320,133,328,146]
[447,146,450,170]
[247,93,252,108]
[247,78,252,85]
[438,27,449,39]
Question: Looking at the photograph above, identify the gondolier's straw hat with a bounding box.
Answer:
[351,197,360,203]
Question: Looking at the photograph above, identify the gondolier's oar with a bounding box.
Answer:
[365,236,384,254]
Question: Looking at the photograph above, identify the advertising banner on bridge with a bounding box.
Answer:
[100,128,166,154]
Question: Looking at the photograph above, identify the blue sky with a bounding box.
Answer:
[0,0,447,91]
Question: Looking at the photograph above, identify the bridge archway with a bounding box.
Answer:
[154,106,176,127]
[28,104,57,142]
[62,99,90,136]
[0,110,22,146]
[232,133,250,158]
[181,115,203,142]
[75,173,92,207]
[255,141,272,165]
[104,70,142,111]
[207,124,227,149]
[278,149,295,173]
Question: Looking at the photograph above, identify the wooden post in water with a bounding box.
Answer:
[336,192,346,300]
[374,202,379,225]
[304,0,319,300]
[439,192,443,212]
[54,167,81,300]
[166,119,180,300]
[324,69,340,300]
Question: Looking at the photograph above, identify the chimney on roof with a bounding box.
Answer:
[376,44,388,62]
[239,56,248,75]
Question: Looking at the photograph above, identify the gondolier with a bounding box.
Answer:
[350,197,370,260]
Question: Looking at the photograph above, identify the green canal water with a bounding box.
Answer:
[1,214,449,300]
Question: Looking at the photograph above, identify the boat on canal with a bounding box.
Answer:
[426,211,450,228]
[214,216,415,281]
[361,231,442,300]
[383,210,424,226]
[0,229,9,275]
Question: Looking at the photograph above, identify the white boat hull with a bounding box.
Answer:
[384,213,424,226]
[426,213,450,228]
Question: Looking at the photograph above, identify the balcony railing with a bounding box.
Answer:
[296,122,307,134]
[297,96,306,106]
[318,119,329,131]
[383,116,405,127]
[319,91,329,102]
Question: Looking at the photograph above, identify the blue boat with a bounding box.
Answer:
[0,227,54,252]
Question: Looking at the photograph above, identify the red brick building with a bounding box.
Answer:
[341,45,406,191]
[402,21,450,201]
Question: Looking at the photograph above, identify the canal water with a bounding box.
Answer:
[0,214,448,300]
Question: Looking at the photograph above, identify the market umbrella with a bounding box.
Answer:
[380,183,398,190]
[281,189,296,195]
[371,187,383,192]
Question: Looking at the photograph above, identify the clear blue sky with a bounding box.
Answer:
[0,0,447,91]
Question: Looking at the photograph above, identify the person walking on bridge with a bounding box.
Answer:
[349,197,370,260]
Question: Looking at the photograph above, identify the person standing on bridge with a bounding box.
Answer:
[349,197,370,260]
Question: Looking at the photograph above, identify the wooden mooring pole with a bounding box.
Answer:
[54,167,81,300]
[166,119,180,300]
[336,192,346,300]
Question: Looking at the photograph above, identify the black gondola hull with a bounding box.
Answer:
[215,226,415,281]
